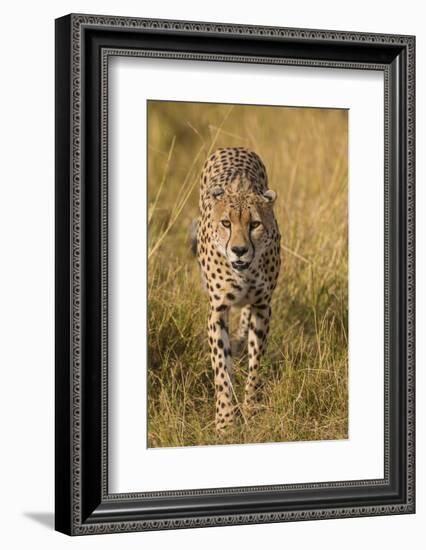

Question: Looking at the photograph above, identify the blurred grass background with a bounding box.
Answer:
[147,100,348,448]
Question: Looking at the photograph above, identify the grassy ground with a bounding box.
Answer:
[147,101,348,448]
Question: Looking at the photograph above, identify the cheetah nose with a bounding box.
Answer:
[231,246,248,257]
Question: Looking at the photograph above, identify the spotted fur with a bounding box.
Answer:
[194,147,281,430]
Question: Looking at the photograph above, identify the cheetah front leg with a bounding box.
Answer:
[231,305,251,357]
[243,303,271,415]
[208,306,235,431]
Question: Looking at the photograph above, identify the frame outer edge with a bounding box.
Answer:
[60,13,416,535]
[55,14,73,536]
[70,12,84,536]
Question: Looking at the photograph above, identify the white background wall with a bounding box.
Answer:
[0,0,423,548]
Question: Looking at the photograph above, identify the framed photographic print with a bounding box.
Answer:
[55,14,415,535]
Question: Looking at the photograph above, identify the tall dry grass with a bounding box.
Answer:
[147,101,348,448]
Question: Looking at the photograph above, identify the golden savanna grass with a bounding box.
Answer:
[147,100,348,448]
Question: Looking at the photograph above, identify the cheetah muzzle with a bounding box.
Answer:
[231,260,251,272]
[194,147,281,431]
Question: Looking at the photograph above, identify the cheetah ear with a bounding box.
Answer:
[263,189,277,204]
[210,186,225,199]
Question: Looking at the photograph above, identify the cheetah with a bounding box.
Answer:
[193,147,281,430]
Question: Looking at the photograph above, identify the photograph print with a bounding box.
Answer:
[147,100,348,448]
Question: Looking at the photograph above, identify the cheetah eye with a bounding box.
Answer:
[250,221,262,230]
[221,220,231,228]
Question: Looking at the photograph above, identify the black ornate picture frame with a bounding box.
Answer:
[55,13,415,535]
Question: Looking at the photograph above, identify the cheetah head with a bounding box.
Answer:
[209,183,277,273]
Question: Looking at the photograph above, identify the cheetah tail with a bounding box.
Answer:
[190,218,198,256]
